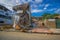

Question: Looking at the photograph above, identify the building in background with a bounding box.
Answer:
[44,19,56,28]
[44,15,60,29]
[0,5,13,25]
[0,4,13,30]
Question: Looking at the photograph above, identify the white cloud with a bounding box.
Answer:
[16,0,22,5]
[0,0,43,11]
[31,9,43,13]
[48,8,57,11]
[44,7,47,10]
[28,0,33,2]
[0,0,17,10]
[31,4,38,9]
[45,4,49,7]
[55,8,60,13]
[44,4,50,10]
[20,0,34,3]
[20,0,27,3]
[35,0,43,3]
[0,0,33,10]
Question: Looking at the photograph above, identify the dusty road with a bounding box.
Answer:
[0,32,60,40]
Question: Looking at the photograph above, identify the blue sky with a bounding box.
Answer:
[0,0,60,17]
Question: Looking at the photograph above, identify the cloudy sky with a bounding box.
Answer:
[0,0,60,17]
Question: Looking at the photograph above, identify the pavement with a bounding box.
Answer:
[53,29,60,33]
[0,32,60,40]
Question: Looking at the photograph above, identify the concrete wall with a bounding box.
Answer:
[44,19,56,28]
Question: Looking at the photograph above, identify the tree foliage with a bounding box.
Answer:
[42,13,60,20]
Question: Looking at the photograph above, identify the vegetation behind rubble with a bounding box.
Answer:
[42,13,60,20]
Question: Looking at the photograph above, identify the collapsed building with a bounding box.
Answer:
[13,3,31,30]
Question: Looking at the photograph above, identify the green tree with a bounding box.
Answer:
[42,13,60,20]
[42,13,51,20]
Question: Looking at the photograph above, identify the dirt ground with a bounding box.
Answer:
[0,31,60,40]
